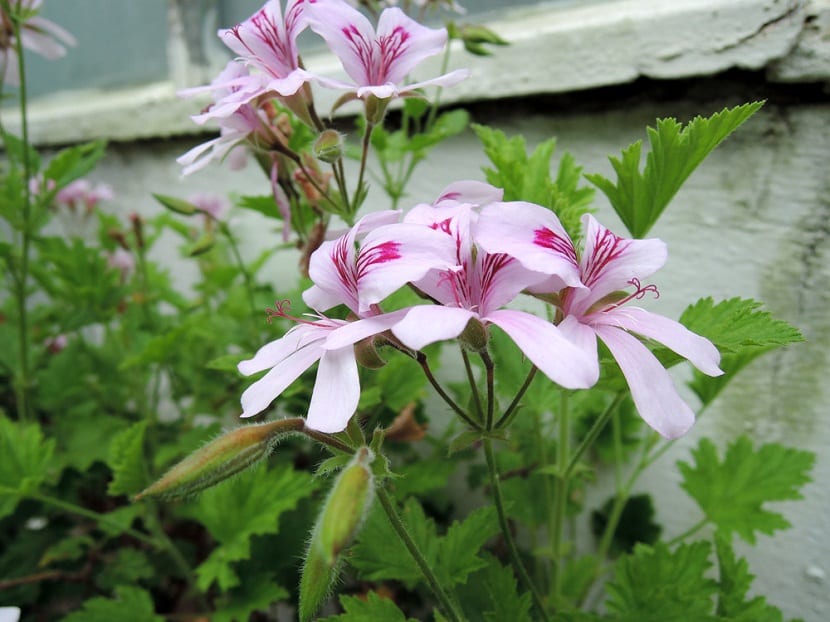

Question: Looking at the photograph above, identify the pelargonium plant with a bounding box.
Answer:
[0,0,813,620]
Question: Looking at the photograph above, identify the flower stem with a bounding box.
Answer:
[353,121,374,214]
[480,350,495,430]
[494,366,538,430]
[460,348,484,424]
[376,487,465,622]
[219,223,258,324]
[666,517,710,547]
[10,10,33,421]
[417,352,481,430]
[565,392,624,477]
[483,438,550,621]
[549,392,570,605]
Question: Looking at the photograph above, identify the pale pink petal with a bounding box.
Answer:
[399,69,470,92]
[239,341,325,418]
[392,305,476,350]
[593,324,695,439]
[305,0,376,85]
[27,15,76,48]
[434,180,503,206]
[476,201,582,289]
[305,346,360,432]
[575,214,667,311]
[474,253,547,316]
[487,309,599,389]
[375,8,448,84]
[323,308,410,350]
[238,324,328,375]
[596,307,723,376]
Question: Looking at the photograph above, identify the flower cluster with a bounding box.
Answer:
[239,182,722,439]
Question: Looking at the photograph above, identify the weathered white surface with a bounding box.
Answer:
[4,0,821,146]
[81,96,830,620]
[769,0,830,81]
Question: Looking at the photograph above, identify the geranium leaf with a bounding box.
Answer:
[586,102,763,237]
[678,437,815,544]
[107,421,148,497]
[0,415,56,518]
[61,586,163,622]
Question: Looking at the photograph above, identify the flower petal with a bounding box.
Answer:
[597,307,723,376]
[238,324,326,375]
[239,341,325,418]
[476,201,582,289]
[305,0,376,86]
[306,347,360,433]
[434,180,504,207]
[375,8,448,84]
[593,324,695,439]
[487,309,599,389]
[392,305,476,350]
[575,214,667,311]
[323,309,410,350]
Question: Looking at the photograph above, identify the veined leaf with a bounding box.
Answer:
[322,591,416,621]
[678,436,815,544]
[61,586,162,622]
[715,534,787,621]
[586,102,763,237]
[107,421,148,497]
[0,415,56,518]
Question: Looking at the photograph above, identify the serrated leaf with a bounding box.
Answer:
[606,541,717,621]
[715,534,786,621]
[322,591,415,621]
[585,102,763,237]
[39,536,95,567]
[678,437,814,544]
[95,549,154,591]
[178,464,317,591]
[456,555,532,622]
[679,297,803,354]
[107,421,147,497]
[213,574,290,622]
[61,586,163,622]
[0,415,56,518]
[435,505,499,585]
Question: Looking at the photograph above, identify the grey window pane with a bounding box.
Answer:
[25,0,169,99]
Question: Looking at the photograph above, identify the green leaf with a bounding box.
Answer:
[107,421,148,497]
[393,460,457,499]
[456,555,532,622]
[435,505,499,585]
[473,124,593,236]
[205,353,245,371]
[44,140,107,189]
[407,109,470,151]
[213,574,290,622]
[61,586,163,622]
[178,464,317,591]
[714,534,786,621]
[679,298,803,355]
[235,194,283,220]
[322,591,416,621]
[95,549,154,591]
[678,437,815,544]
[606,541,717,621]
[0,415,56,518]
[585,102,763,237]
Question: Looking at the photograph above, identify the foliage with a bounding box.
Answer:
[0,1,812,620]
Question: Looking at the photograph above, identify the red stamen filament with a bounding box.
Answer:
[605,278,660,311]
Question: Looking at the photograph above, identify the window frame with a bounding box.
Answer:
[3,0,818,146]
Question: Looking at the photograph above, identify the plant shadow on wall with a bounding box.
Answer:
[0,1,814,621]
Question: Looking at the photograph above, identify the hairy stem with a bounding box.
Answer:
[549,392,570,605]
[483,438,550,621]
[377,488,465,622]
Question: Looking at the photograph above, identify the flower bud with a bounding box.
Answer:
[316,447,375,565]
[459,317,489,352]
[134,418,305,501]
[364,94,389,125]
[299,448,375,621]
[313,129,344,164]
[354,336,387,369]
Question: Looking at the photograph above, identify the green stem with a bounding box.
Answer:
[549,392,570,605]
[376,488,465,622]
[460,348,484,424]
[353,121,374,214]
[666,518,710,547]
[480,350,495,430]
[10,11,33,421]
[417,352,481,430]
[3,487,158,547]
[565,393,624,477]
[494,366,538,430]
[219,223,258,322]
[483,438,550,621]
[425,44,452,129]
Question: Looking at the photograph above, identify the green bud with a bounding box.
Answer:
[187,233,216,256]
[313,129,344,164]
[316,447,375,565]
[459,317,489,352]
[299,448,375,621]
[354,336,387,369]
[152,193,198,215]
[134,418,305,501]
[461,24,508,46]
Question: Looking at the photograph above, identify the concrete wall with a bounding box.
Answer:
[77,75,830,620]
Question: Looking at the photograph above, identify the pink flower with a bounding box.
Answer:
[238,210,457,432]
[1,0,75,86]
[477,204,722,439]
[183,0,313,124]
[305,1,469,100]
[106,248,135,280]
[390,186,597,390]
[55,179,114,214]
